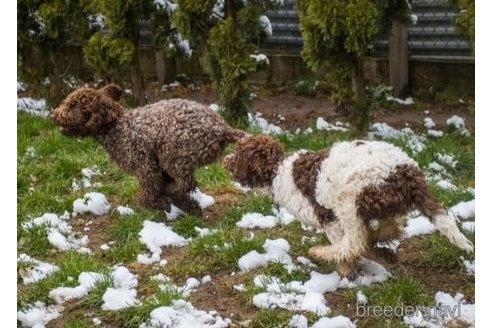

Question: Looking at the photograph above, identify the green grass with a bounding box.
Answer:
[17,112,475,327]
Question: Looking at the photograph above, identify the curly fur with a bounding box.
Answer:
[224,135,474,277]
[99,83,124,102]
[52,85,245,215]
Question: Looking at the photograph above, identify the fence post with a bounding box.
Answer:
[389,21,409,98]
[155,50,176,85]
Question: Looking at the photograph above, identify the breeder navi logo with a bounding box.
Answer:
[356,302,462,320]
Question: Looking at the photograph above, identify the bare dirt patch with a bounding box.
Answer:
[147,85,474,133]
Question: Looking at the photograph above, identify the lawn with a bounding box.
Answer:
[17,108,475,327]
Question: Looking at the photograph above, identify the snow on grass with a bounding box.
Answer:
[195,227,217,237]
[17,301,63,328]
[238,238,292,271]
[423,117,436,129]
[49,272,107,304]
[165,204,184,220]
[190,188,215,209]
[236,207,295,229]
[248,112,283,135]
[386,96,415,105]
[22,212,91,253]
[236,213,279,229]
[17,97,50,117]
[311,316,356,328]
[73,192,111,216]
[289,314,308,328]
[446,115,466,129]
[315,117,348,132]
[102,266,140,311]
[356,290,368,304]
[368,123,426,155]
[446,115,470,136]
[140,299,231,328]
[47,228,90,253]
[251,258,389,315]
[138,220,188,265]
[22,212,70,232]
[435,180,458,191]
[437,153,458,168]
[403,292,474,327]
[448,199,475,221]
[72,166,102,191]
[252,261,387,315]
[427,129,444,138]
[116,205,134,216]
[232,181,251,193]
[18,254,60,285]
[404,215,435,238]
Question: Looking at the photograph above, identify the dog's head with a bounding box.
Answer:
[223,134,284,188]
[51,86,124,137]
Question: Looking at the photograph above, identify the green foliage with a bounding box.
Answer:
[293,79,319,97]
[452,0,475,50]
[84,33,136,80]
[204,18,258,127]
[17,0,94,104]
[370,84,394,103]
[174,0,280,127]
[296,0,410,132]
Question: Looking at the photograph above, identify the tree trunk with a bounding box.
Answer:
[49,52,64,106]
[389,21,409,98]
[155,50,176,85]
[226,0,236,21]
[131,45,146,106]
[350,56,370,133]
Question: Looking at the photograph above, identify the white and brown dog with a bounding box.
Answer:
[223,135,474,277]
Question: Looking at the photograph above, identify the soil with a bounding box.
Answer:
[143,84,475,132]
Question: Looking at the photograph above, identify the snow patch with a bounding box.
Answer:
[73,192,111,216]
[117,205,135,216]
[248,112,282,135]
[190,188,215,209]
[18,254,60,285]
[17,302,62,328]
[49,272,107,304]
[140,299,230,328]
[138,220,188,265]
[316,117,348,132]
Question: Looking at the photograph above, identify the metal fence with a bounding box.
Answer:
[262,0,473,58]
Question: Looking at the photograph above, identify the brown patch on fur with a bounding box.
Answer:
[292,150,337,226]
[355,140,366,146]
[99,83,124,102]
[223,135,284,187]
[356,164,443,223]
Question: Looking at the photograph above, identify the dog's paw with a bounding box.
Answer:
[308,245,330,262]
[336,262,357,279]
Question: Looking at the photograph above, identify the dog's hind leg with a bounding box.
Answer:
[165,168,202,217]
[136,169,171,211]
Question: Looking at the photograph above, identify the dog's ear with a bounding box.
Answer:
[84,91,124,132]
[98,83,124,102]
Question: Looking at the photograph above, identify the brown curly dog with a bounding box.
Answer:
[52,85,245,216]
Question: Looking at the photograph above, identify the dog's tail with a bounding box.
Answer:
[412,172,474,253]
[224,128,248,143]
